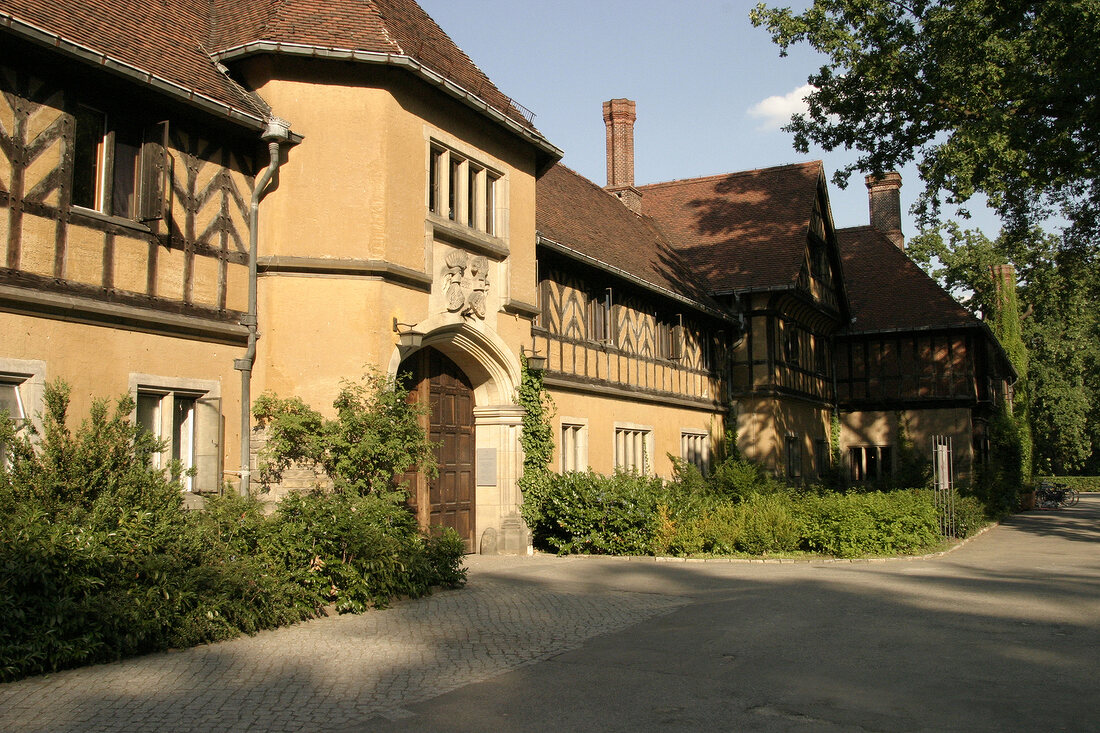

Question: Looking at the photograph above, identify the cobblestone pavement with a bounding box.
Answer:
[0,562,688,732]
[3,497,1097,732]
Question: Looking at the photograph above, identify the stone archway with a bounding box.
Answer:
[390,317,528,554]
[400,347,476,551]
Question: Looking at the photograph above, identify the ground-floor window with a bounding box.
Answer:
[0,379,24,465]
[681,430,710,475]
[849,445,893,482]
[814,438,830,479]
[0,358,46,465]
[131,375,221,492]
[785,434,802,480]
[614,424,652,473]
[560,420,587,472]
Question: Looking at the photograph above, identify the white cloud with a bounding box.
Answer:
[747,84,815,131]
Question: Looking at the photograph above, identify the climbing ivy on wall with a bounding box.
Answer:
[516,355,555,532]
[989,266,1032,490]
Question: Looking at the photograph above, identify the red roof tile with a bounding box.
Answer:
[639,162,824,293]
[837,226,977,332]
[536,164,720,310]
[2,0,536,131]
[1,0,259,116]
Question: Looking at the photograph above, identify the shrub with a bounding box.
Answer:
[739,492,802,554]
[0,380,465,683]
[252,368,435,496]
[798,490,940,558]
[534,470,665,555]
[952,493,989,539]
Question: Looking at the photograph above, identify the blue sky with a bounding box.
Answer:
[418,0,1001,239]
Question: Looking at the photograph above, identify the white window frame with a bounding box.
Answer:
[560,418,588,473]
[614,422,654,474]
[680,430,710,475]
[0,358,47,466]
[428,140,504,237]
[130,374,220,493]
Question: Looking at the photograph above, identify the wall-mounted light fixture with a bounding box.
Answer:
[521,345,547,372]
[392,317,424,350]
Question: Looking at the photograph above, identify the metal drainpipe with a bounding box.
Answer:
[234,118,290,496]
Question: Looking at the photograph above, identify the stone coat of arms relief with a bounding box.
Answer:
[442,249,490,319]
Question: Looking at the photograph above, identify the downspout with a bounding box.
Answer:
[235,117,291,496]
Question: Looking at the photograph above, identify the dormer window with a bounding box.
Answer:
[429,143,500,236]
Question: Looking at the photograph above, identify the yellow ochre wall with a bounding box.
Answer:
[548,387,724,478]
[242,58,539,411]
[0,311,242,475]
[842,407,974,482]
[736,397,830,478]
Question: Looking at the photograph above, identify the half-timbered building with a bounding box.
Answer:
[1,1,1012,554]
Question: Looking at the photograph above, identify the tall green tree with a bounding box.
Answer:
[750,1,1100,237]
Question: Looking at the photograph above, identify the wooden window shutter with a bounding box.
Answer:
[139,120,172,229]
[670,314,684,360]
[192,395,222,493]
[604,288,614,346]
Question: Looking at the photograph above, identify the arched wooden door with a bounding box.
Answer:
[401,347,476,552]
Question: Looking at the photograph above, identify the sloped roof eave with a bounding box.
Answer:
[212,42,563,164]
[537,233,736,323]
[1,11,272,131]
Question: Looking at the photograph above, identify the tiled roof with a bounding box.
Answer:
[209,0,536,131]
[1,0,260,118]
[536,164,723,314]
[639,162,824,293]
[1,0,536,132]
[837,226,977,333]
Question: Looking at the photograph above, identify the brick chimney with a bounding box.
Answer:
[865,172,904,249]
[603,99,642,213]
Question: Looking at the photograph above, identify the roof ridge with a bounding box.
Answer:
[638,160,823,191]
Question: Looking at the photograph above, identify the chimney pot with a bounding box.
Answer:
[865,172,904,249]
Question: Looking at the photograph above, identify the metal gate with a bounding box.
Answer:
[932,435,955,537]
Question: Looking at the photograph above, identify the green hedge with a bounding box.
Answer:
[523,458,983,560]
[797,490,939,558]
[1035,476,1100,492]
[0,381,465,682]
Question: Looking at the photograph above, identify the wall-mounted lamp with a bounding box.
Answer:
[521,345,547,372]
[392,317,424,350]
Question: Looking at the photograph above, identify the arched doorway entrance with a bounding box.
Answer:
[401,347,476,551]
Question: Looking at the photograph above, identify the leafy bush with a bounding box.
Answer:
[0,380,465,683]
[252,368,435,496]
[531,470,666,555]
[798,490,940,558]
[739,492,803,554]
[952,493,989,539]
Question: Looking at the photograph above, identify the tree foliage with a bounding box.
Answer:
[750,0,1100,236]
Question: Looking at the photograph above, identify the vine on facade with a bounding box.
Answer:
[516,354,555,531]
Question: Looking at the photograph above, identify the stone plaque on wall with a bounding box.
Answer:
[477,447,497,486]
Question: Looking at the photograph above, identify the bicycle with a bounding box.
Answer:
[1036,480,1078,509]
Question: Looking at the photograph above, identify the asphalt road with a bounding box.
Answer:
[374,496,1100,733]
[2,495,1097,732]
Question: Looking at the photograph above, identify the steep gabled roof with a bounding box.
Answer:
[208,0,537,133]
[837,226,976,333]
[0,0,262,121]
[639,161,824,293]
[0,0,552,148]
[536,164,727,318]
